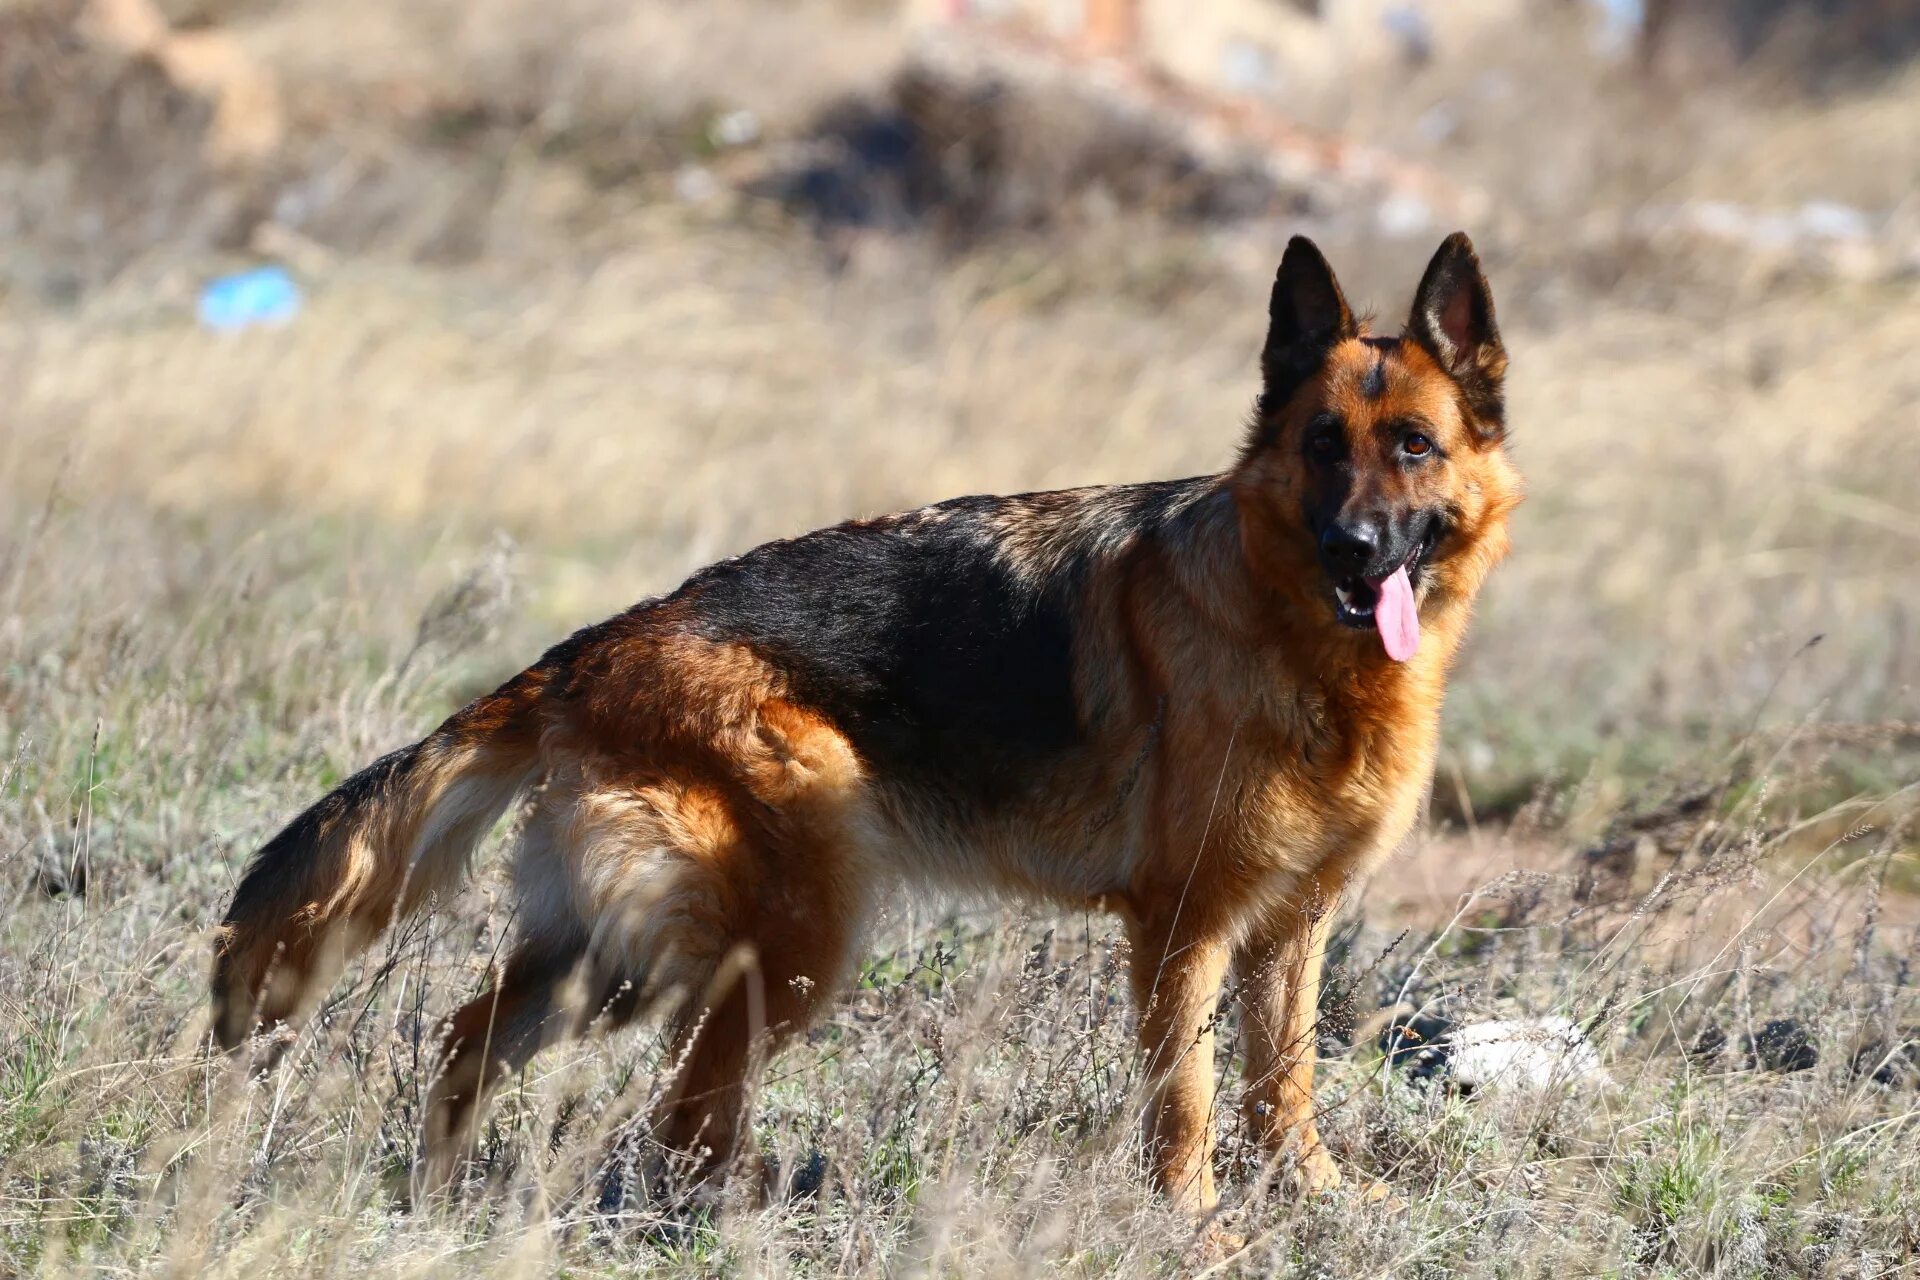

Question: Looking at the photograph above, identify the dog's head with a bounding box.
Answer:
[1233,233,1522,661]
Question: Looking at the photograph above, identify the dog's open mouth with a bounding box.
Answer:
[1332,562,1416,625]
[1332,527,1439,662]
[1332,574,1388,622]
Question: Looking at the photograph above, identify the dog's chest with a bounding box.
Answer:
[1225,693,1439,884]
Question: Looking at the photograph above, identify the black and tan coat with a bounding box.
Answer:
[213,233,1522,1212]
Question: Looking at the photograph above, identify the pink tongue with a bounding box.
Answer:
[1374,565,1420,662]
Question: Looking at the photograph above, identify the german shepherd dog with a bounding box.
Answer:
[212,233,1519,1213]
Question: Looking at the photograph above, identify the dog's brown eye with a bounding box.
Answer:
[1404,434,1435,457]
[1310,431,1341,459]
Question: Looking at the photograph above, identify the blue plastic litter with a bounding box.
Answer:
[198,265,302,332]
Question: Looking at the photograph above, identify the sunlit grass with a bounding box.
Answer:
[3,0,1918,1274]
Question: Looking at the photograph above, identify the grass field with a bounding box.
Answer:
[2,2,1918,1275]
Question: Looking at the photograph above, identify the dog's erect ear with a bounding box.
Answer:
[1260,236,1357,413]
[1406,232,1507,438]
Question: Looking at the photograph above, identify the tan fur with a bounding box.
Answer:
[214,236,1521,1212]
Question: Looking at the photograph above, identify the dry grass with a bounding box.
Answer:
[2,1,1918,1275]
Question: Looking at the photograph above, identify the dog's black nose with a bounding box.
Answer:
[1320,521,1380,574]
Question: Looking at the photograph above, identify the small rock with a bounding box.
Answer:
[1689,1022,1729,1063]
[1850,1032,1919,1088]
[1375,193,1434,239]
[1445,1017,1606,1092]
[1219,40,1275,95]
[1746,1019,1818,1074]
[1690,1019,1819,1074]
[674,165,720,205]
[1386,1014,1606,1094]
[710,108,761,150]
[32,833,86,898]
[1380,7,1434,65]
[1379,1009,1454,1076]
[1797,200,1873,243]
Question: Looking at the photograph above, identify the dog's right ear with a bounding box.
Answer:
[1260,236,1357,413]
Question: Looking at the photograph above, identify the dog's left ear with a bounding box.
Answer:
[1407,232,1507,439]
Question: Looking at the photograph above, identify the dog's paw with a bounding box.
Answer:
[1184,1217,1247,1267]
[1291,1141,1342,1196]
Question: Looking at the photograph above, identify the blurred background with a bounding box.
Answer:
[2,0,1916,884]
[2,2,1918,1272]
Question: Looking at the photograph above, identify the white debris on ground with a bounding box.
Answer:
[1404,1015,1610,1094]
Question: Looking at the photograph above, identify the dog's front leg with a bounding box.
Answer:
[1235,898,1339,1193]
[1123,910,1231,1213]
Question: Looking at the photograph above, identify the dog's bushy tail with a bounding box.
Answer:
[211,673,549,1049]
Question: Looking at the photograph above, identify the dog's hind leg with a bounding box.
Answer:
[647,876,857,1193]
[419,940,585,1192]
[418,785,623,1193]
